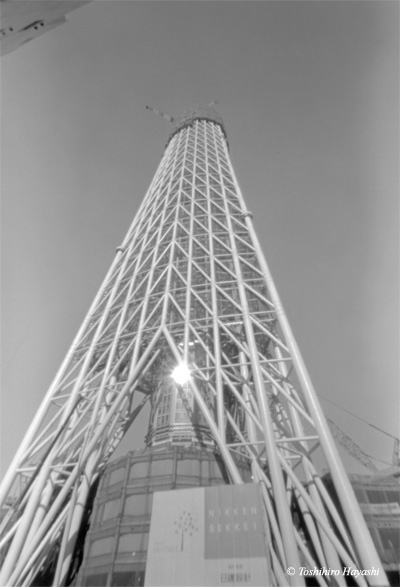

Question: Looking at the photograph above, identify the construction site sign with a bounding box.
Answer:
[145,483,270,586]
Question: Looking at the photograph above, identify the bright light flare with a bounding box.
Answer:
[171,363,191,385]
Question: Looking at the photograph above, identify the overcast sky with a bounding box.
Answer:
[1,0,399,477]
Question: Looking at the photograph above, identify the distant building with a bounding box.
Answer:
[0,0,90,56]
[324,470,400,586]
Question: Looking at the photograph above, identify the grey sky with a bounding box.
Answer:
[1,1,399,476]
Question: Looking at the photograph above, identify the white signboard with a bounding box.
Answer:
[359,502,400,516]
[145,483,270,587]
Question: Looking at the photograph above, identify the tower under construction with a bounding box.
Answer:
[0,105,389,586]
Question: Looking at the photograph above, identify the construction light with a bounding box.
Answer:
[171,363,191,385]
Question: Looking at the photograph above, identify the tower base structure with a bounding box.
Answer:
[75,447,252,587]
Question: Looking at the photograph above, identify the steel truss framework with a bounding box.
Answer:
[0,106,387,587]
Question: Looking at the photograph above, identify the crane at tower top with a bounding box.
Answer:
[145,105,175,123]
[146,101,219,124]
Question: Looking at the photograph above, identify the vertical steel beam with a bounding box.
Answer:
[222,134,387,583]
[213,124,303,582]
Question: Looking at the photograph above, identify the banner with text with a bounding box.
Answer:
[145,483,270,586]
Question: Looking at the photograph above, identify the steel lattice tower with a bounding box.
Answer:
[0,105,387,587]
